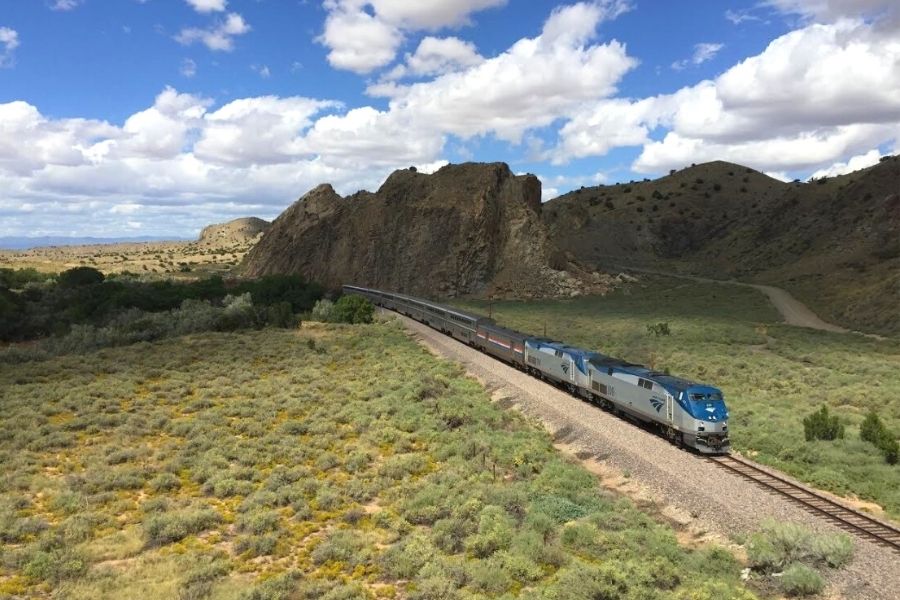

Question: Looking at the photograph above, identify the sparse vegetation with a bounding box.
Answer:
[452,276,900,518]
[746,520,851,596]
[0,322,756,598]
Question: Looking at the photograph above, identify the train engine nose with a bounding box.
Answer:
[687,386,730,453]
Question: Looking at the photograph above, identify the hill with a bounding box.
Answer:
[242,163,611,298]
[198,216,270,246]
[544,158,900,334]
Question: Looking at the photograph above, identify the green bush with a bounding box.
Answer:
[332,295,374,324]
[144,508,222,546]
[780,563,824,596]
[803,405,844,441]
[57,266,105,287]
[646,322,671,336]
[860,411,899,464]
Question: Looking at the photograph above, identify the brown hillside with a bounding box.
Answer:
[545,158,900,334]
[241,163,610,298]
[198,217,270,246]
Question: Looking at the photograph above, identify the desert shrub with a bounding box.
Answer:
[747,520,853,585]
[860,411,899,464]
[240,570,302,600]
[466,505,514,558]
[57,266,104,288]
[266,301,297,328]
[178,555,230,600]
[780,563,824,596]
[144,508,222,546]
[310,530,370,566]
[311,299,335,322]
[236,509,280,535]
[803,405,844,441]
[467,558,512,594]
[646,322,671,336]
[22,547,89,583]
[331,295,374,324]
[234,274,323,313]
[235,534,278,557]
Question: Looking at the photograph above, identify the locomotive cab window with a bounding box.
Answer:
[638,379,652,390]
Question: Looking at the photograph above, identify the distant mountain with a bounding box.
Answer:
[198,217,270,246]
[544,158,900,335]
[0,236,187,251]
[241,163,609,298]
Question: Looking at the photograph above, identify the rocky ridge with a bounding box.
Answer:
[242,163,610,298]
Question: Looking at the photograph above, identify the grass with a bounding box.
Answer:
[0,321,757,599]
[452,275,900,519]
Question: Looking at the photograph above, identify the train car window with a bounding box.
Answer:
[638,379,652,390]
[555,350,563,357]
[608,368,614,376]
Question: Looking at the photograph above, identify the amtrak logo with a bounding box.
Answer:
[561,363,569,374]
[649,397,664,412]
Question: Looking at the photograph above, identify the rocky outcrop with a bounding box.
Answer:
[241,163,611,298]
[198,217,270,246]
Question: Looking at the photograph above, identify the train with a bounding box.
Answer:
[342,284,730,454]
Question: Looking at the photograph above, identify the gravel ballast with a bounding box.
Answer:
[396,313,900,600]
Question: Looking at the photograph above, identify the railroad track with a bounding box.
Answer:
[709,454,900,552]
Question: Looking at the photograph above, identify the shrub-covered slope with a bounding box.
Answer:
[0,324,754,599]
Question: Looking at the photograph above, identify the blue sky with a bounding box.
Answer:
[1,0,898,237]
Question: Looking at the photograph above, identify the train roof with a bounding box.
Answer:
[479,321,530,339]
[588,353,706,392]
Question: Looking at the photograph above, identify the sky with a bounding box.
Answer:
[1,0,899,238]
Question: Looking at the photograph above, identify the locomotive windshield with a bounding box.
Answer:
[686,389,728,421]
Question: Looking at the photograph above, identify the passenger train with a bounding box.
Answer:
[343,284,730,454]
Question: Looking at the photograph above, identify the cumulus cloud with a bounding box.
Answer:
[671,42,724,70]
[555,18,900,175]
[319,6,402,74]
[176,12,249,51]
[369,3,637,143]
[766,0,898,22]
[0,27,19,68]
[185,0,227,13]
[810,148,884,178]
[319,0,510,73]
[384,36,483,80]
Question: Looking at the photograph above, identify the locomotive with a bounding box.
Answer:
[343,284,730,454]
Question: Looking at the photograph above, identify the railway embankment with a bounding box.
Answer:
[397,313,900,600]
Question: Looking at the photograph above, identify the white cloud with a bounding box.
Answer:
[194,96,340,166]
[319,5,403,74]
[672,42,724,70]
[252,64,271,78]
[369,3,637,143]
[319,0,512,74]
[0,27,19,68]
[180,58,197,78]
[810,148,883,178]
[765,0,898,22]
[176,12,250,51]
[554,18,900,175]
[725,9,763,24]
[50,0,82,11]
[385,36,483,80]
[366,0,508,29]
[185,0,227,13]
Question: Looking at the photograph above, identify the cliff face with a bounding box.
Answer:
[241,162,600,298]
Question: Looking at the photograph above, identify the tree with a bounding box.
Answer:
[332,295,374,324]
[802,406,844,442]
[57,267,104,287]
[860,411,899,465]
